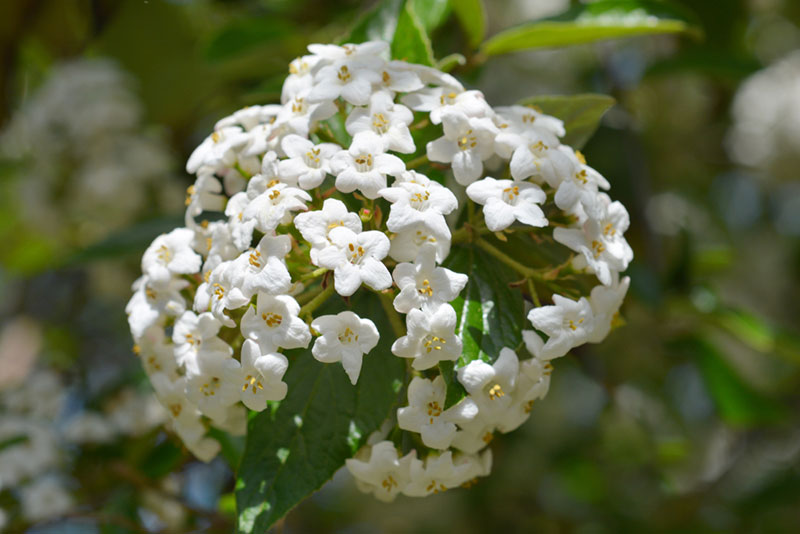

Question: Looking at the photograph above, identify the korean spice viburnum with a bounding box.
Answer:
[127,40,632,498]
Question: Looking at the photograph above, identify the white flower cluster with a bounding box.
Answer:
[126,41,632,499]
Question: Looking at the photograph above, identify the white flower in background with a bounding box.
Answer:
[497,357,551,433]
[380,171,458,239]
[392,305,462,370]
[311,311,379,384]
[135,325,179,378]
[172,311,233,374]
[330,132,406,198]
[525,295,594,359]
[402,88,490,125]
[224,192,257,251]
[186,126,250,174]
[141,228,202,285]
[346,91,415,153]
[185,170,226,225]
[397,376,478,450]
[554,196,633,286]
[243,177,311,233]
[316,226,392,296]
[587,275,630,343]
[225,339,289,411]
[392,245,467,313]
[215,104,282,131]
[389,222,451,263]
[240,293,310,351]
[427,110,499,185]
[345,441,420,502]
[185,356,240,423]
[466,177,547,231]
[149,373,207,445]
[279,134,340,189]
[457,348,519,419]
[293,198,362,263]
[230,234,292,299]
[20,477,74,522]
[404,451,475,496]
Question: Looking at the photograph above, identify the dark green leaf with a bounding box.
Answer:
[391,1,435,65]
[439,245,525,408]
[481,0,702,56]
[235,294,405,533]
[517,93,616,149]
[452,0,486,49]
[673,336,784,427]
[205,18,293,62]
[64,214,185,266]
[340,0,404,44]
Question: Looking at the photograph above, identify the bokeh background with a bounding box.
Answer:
[1,0,799,532]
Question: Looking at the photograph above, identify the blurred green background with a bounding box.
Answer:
[1,0,799,532]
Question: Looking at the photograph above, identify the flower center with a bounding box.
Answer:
[354,153,374,172]
[409,190,430,210]
[439,91,458,105]
[346,242,366,264]
[427,480,447,494]
[502,185,520,204]
[422,335,446,353]
[457,129,477,151]
[200,377,221,397]
[185,185,195,206]
[337,65,351,83]
[603,223,616,237]
[304,147,322,168]
[565,317,584,331]
[381,475,398,492]
[291,97,306,114]
[249,250,262,268]
[413,230,437,246]
[289,59,309,76]
[338,327,359,344]
[169,403,182,417]
[262,312,283,328]
[212,283,226,301]
[529,140,548,154]
[522,113,536,124]
[426,400,442,424]
[372,112,390,134]
[157,244,172,263]
[243,375,264,394]
[488,384,505,400]
[382,70,391,84]
[417,279,433,297]
[591,240,605,258]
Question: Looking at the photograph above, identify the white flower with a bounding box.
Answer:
[587,275,629,343]
[451,449,493,485]
[553,196,633,286]
[193,261,250,326]
[293,198,362,263]
[241,292,310,351]
[186,126,250,174]
[498,131,575,185]
[316,226,392,296]
[225,339,288,411]
[308,41,389,63]
[392,244,467,313]
[457,348,519,419]
[389,222,451,263]
[215,105,281,131]
[149,373,207,444]
[402,88,490,124]
[404,451,476,496]
[275,91,338,140]
[141,228,202,285]
[346,91,415,153]
[380,171,458,239]
[282,55,322,103]
[185,170,226,226]
[20,477,74,522]
[172,311,233,374]
[450,416,497,454]
[279,134,340,190]
[525,295,594,359]
[465,177,547,231]
[311,311,379,384]
[391,305,462,370]
[330,132,405,199]
[230,234,292,299]
[497,357,551,433]
[185,355,240,423]
[553,148,610,219]
[135,325,179,378]
[309,59,381,106]
[193,220,240,273]
[243,176,311,233]
[494,105,565,139]
[126,276,187,339]
[345,441,420,502]
[397,376,478,450]
[184,435,222,463]
[427,110,498,185]
[376,60,425,93]
[225,192,257,251]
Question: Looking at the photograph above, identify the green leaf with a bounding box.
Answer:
[391,1,435,65]
[517,93,616,149]
[452,0,486,49]
[714,308,774,354]
[340,0,405,44]
[439,245,525,408]
[481,0,701,56]
[205,18,293,61]
[235,294,405,533]
[410,0,451,33]
[673,336,784,427]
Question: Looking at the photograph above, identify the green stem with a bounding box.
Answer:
[378,290,406,338]
[527,277,541,308]
[298,267,327,282]
[234,161,252,179]
[405,154,429,169]
[299,283,336,318]
[451,223,492,244]
[474,238,544,281]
